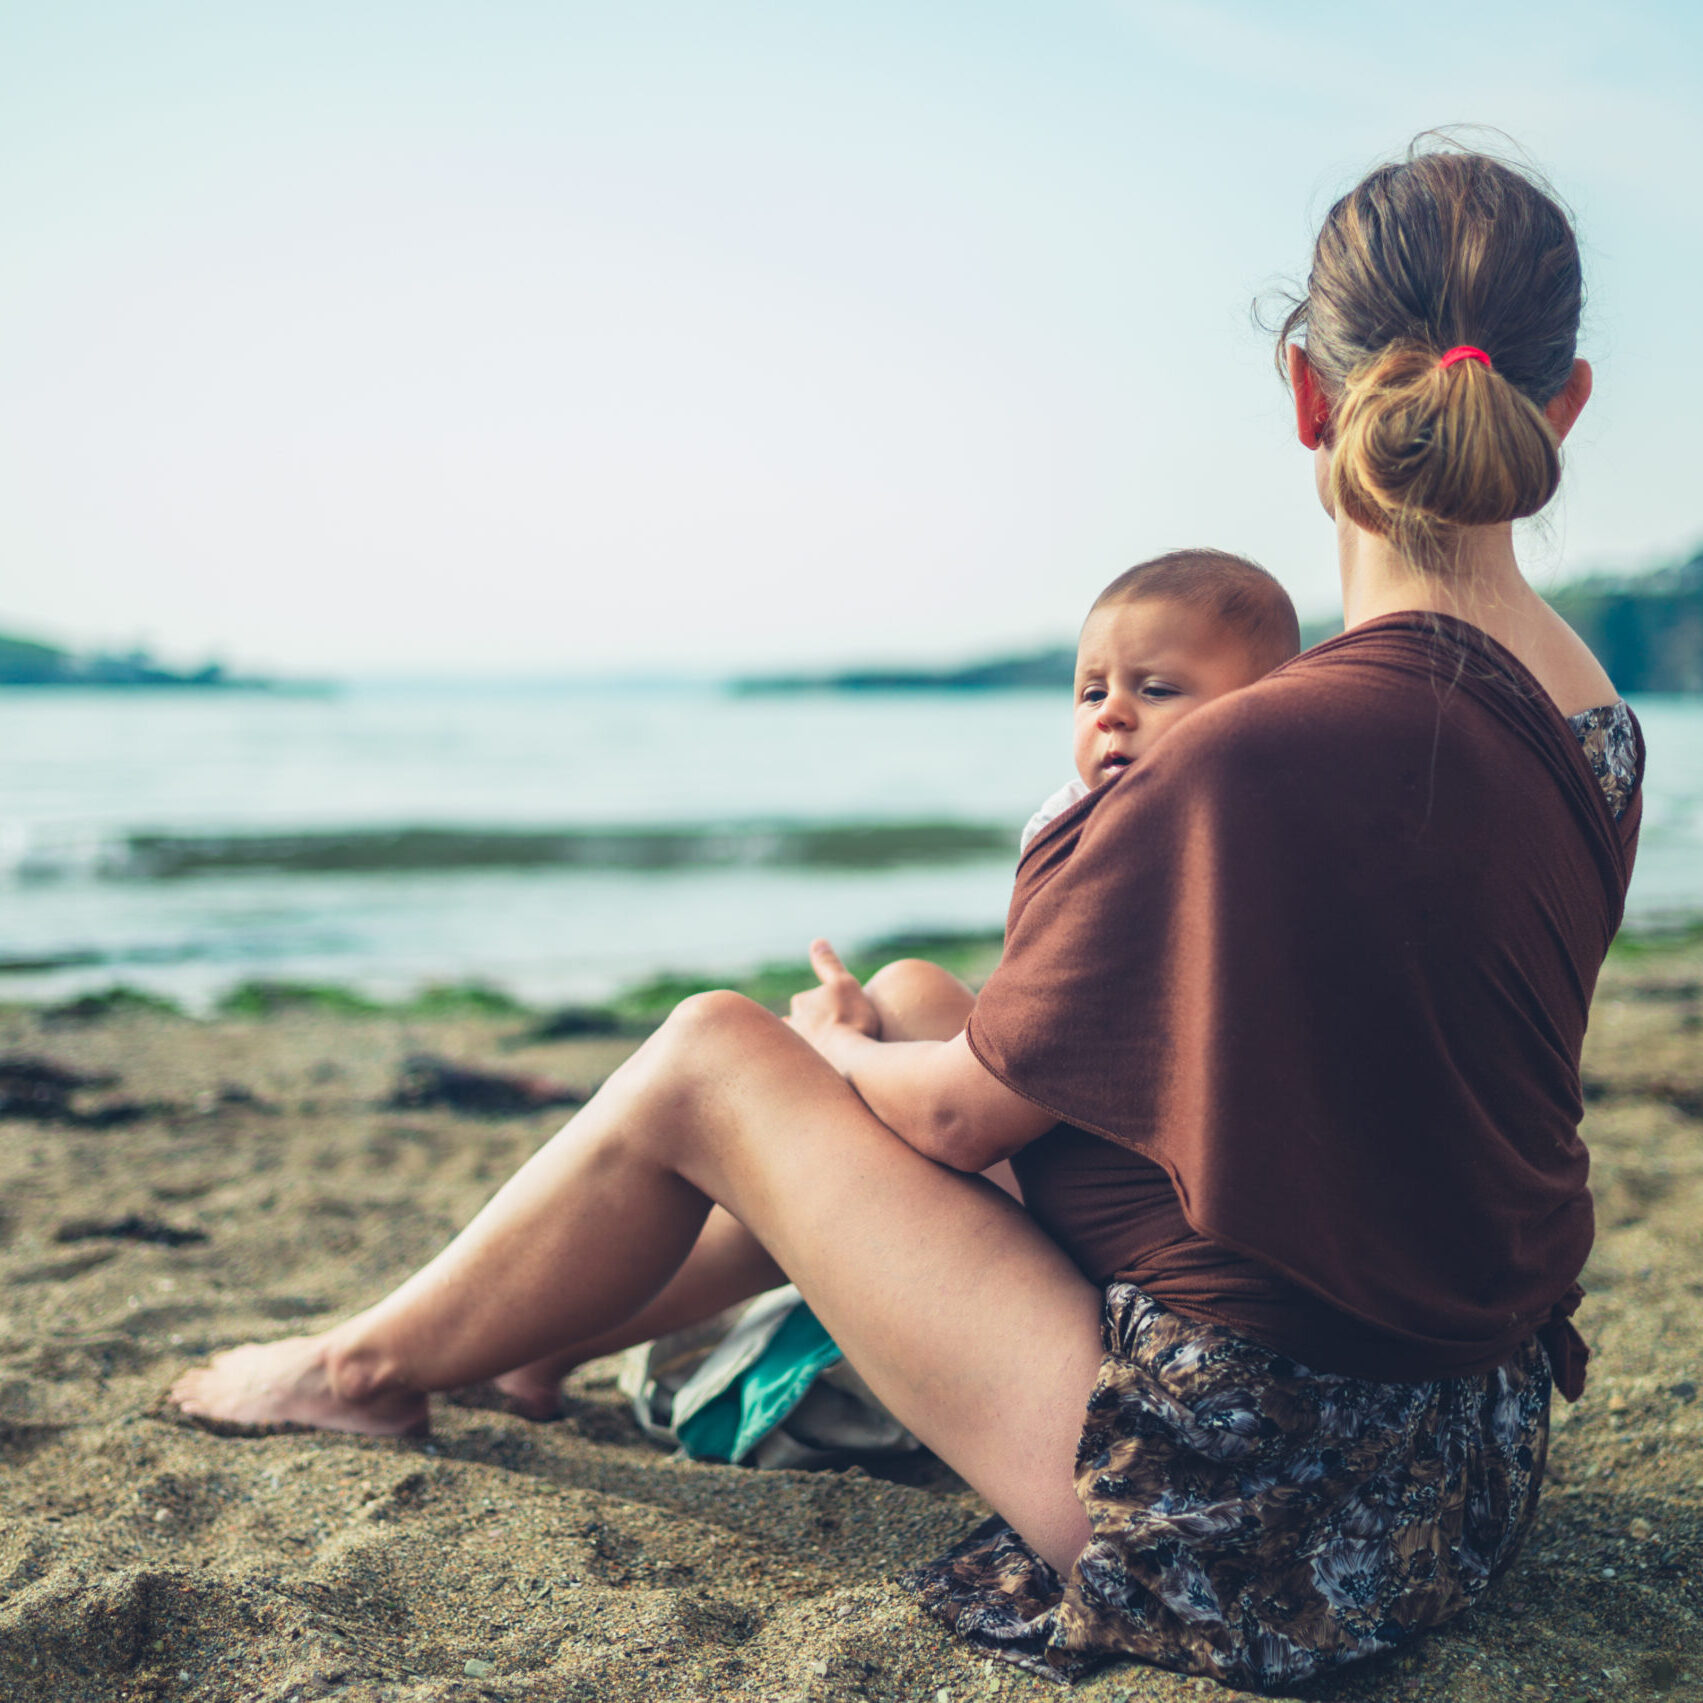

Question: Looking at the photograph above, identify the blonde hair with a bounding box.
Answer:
[1276,140,1581,569]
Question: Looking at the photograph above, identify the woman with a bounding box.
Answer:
[172,140,1642,1690]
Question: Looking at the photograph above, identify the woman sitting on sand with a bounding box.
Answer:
[173,140,1642,1691]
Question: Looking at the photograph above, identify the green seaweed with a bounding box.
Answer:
[117,819,1012,879]
[855,927,1005,981]
[613,966,799,1020]
[608,928,1006,1022]
[400,982,530,1019]
[509,1005,652,1045]
[1608,918,1703,958]
[39,985,186,1024]
[215,980,386,1018]
[10,925,1011,1032]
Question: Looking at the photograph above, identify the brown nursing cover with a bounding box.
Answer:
[968,614,1642,1390]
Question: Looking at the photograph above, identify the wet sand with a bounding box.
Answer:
[1,948,1699,1703]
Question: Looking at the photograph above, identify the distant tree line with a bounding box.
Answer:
[0,631,232,687]
[735,545,1703,695]
[733,647,1079,694]
[1546,548,1703,694]
[8,545,1700,691]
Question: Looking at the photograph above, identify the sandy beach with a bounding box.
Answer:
[1,946,1699,1703]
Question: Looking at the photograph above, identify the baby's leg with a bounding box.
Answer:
[861,957,976,1041]
[493,958,994,1415]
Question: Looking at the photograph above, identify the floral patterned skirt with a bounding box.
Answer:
[900,1284,1550,1691]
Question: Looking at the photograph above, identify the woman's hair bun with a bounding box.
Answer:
[1331,341,1562,564]
[1276,140,1582,570]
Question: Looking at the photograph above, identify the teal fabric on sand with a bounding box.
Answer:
[676,1302,843,1463]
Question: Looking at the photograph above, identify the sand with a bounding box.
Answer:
[1,948,1700,1703]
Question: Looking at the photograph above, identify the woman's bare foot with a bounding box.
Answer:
[169,1337,430,1436]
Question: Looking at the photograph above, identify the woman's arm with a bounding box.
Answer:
[789,941,1056,1169]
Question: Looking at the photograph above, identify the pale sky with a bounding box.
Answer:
[2,0,1699,677]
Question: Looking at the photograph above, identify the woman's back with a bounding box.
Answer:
[974,612,1641,1376]
[1012,617,1642,1386]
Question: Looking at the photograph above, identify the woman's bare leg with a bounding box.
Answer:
[485,1205,784,1417]
[170,991,1101,1571]
[492,956,996,1416]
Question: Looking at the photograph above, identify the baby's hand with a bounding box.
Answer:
[788,939,881,1047]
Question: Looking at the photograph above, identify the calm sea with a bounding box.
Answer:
[3,683,1699,1012]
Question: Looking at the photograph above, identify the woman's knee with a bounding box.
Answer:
[640,989,790,1091]
[597,991,790,1165]
[665,987,779,1045]
[631,987,846,1178]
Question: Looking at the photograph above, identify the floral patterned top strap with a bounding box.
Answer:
[1567,701,1638,820]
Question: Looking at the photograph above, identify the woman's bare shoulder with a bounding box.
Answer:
[1513,604,1621,718]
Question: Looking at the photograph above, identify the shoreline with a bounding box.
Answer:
[0,937,1698,1701]
[6,913,1700,1034]
[1,927,1013,1032]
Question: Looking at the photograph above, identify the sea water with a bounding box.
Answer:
[2,683,1699,1011]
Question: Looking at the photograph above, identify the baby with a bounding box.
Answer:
[1020,547,1301,853]
[856,547,1300,1049]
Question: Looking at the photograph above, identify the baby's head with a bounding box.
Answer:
[1073,549,1300,788]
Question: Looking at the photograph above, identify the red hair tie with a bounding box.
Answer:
[1438,345,1492,371]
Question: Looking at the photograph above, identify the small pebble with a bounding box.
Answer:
[153,1508,172,1525]
[1600,1566,1616,1579]
[463,1658,495,1678]
[1627,1516,1654,1541]
[809,1658,829,1675]
[834,1601,853,1619]
[936,1690,953,1703]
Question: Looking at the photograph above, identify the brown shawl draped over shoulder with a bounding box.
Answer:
[968,613,1643,1395]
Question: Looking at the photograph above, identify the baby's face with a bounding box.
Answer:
[1072,597,1267,788]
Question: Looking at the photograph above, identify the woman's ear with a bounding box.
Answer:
[1545,358,1592,441]
[1286,345,1331,449]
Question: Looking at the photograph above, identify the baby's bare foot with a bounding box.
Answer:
[169,1337,429,1436]
[490,1366,565,1421]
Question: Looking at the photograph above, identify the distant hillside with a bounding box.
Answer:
[732,646,1077,693]
[1549,549,1703,694]
[0,630,253,688]
[734,546,1703,695]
